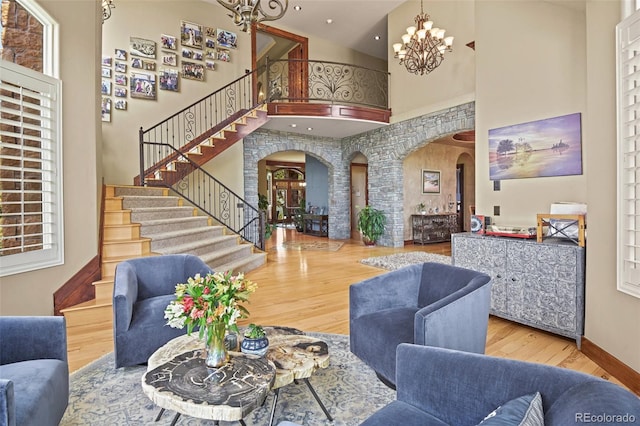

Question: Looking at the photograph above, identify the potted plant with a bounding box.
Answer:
[357,205,386,246]
[258,194,274,240]
[241,323,269,356]
[293,197,306,232]
[417,202,426,214]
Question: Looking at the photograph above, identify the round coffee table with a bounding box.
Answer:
[142,345,275,425]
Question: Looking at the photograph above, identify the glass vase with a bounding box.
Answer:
[205,321,228,368]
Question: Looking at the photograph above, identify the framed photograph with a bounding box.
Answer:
[217,48,230,62]
[192,50,203,61]
[205,60,215,71]
[143,61,156,71]
[205,27,216,38]
[181,61,205,81]
[101,67,111,78]
[102,56,112,66]
[181,47,195,59]
[181,21,203,48]
[114,99,127,110]
[115,61,127,73]
[205,37,215,49]
[159,69,179,92]
[115,49,127,60]
[161,52,177,67]
[205,48,216,60]
[160,34,177,50]
[131,58,143,69]
[101,79,111,95]
[101,97,111,122]
[488,112,582,180]
[130,36,156,59]
[130,72,157,100]
[115,74,127,86]
[114,87,127,97]
[216,28,237,49]
[422,170,441,194]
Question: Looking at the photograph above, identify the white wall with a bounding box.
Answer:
[388,0,476,122]
[0,0,100,315]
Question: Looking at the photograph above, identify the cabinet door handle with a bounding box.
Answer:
[495,274,502,279]
[511,277,517,282]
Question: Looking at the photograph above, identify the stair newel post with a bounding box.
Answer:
[259,209,266,251]
[138,126,145,187]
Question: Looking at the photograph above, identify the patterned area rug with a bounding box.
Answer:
[276,241,344,251]
[61,333,394,426]
[360,251,452,270]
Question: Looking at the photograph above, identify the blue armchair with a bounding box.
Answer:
[350,262,492,387]
[361,344,640,425]
[0,316,69,426]
[113,254,212,368]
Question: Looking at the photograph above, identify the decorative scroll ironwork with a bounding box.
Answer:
[265,59,388,109]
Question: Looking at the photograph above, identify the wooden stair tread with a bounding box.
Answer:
[61,298,111,313]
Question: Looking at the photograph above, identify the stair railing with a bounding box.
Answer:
[142,142,266,250]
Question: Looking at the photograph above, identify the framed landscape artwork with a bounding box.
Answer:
[422,170,440,194]
[488,112,582,180]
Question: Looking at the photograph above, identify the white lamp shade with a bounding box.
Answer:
[401,34,411,44]
[436,29,445,39]
[417,29,427,40]
[424,20,433,30]
[393,43,402,52]
[444,36,454,46]
[430,27,440,37]
[406,26,417,36]
[399,50,406,59]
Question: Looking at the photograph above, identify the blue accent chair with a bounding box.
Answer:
[361,344,640,425]
[0,316,69,426]
[113,254,212,368]
[350,262,492,387]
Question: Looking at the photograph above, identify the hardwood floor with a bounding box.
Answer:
[67,226,626,390]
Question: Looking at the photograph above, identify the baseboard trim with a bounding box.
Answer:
[581,337,640,396]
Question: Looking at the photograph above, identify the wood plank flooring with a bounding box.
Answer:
[67,226,626,390]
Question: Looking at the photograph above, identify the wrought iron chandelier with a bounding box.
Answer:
[392,0,454,75]
[101,0,115,23]
[216,0,289,32]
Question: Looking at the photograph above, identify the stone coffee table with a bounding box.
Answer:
[142,326,331,425]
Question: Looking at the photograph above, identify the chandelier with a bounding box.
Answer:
[101,0,115,23]
[392,0,454,75]
[216,0,289,32]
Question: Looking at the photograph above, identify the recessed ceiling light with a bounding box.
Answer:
[307,127,313,131]
[294,5,302,11]
[374,35,381,41]
[326,18,333,24]
[290,124,297,128]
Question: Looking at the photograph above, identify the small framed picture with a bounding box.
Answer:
[143,61,156,71]
[422,170,441,194]
[114,87,127,97]
[161,52,177,66]
[205,27,216,38]
[181,21,203,49]
[115,61,127,73]
[216,28,237,49]
[160,34,177,50]
[159,68,179,92]
[217,48,230,62]
[115,74,127,86]
[193,50,203,61]
[182,47,195,59]
[102,56,112,66]
[101,67,112,78]
[181,61,205,81]
[114,99,127,110]
[205,60,215,71]
[101,79,111,95]
[205,48,216,60]
[101,97,111,122]
[130,36,156,59]
[130,72,157,100]
[115,49,127,60]
[205,37,215,49]
[131,58,143,69]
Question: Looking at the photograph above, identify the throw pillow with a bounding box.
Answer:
[477,392,544,426]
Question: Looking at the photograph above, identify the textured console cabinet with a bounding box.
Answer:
[451,233,585,347]
[411,213,458,244]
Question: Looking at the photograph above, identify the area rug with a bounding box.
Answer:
[277,241,344,251]
[360,251,452,271]
[61,333,394,426]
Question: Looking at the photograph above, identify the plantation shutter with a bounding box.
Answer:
[0,60,63,276]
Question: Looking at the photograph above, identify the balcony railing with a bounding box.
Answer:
[263,58,389,110]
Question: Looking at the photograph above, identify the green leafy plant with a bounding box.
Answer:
[258,194,273,239]
[357,205,386,245]
[294,197,306,232]
[417,202,426,212]
[243,323,266,339]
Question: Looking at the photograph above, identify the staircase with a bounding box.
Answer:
[61,184,267,371]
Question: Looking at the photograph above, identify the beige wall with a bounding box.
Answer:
[584,0,640,372]
[388,0,476,122]
[402,142,474,240]
[0,0,101,316]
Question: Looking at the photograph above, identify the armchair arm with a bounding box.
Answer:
[395,344,596,425]
[0,316,67,365]
[414,277,492,353]
[113,261,138,334]
[0,379,15,426]
[349,264,423,320]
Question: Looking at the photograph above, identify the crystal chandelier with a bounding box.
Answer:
[101,0,115,23]
[216,0,289,32]
[392,0,454,76]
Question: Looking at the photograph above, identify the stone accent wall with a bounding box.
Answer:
[1,0,43,71]
[244,102,475,247]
